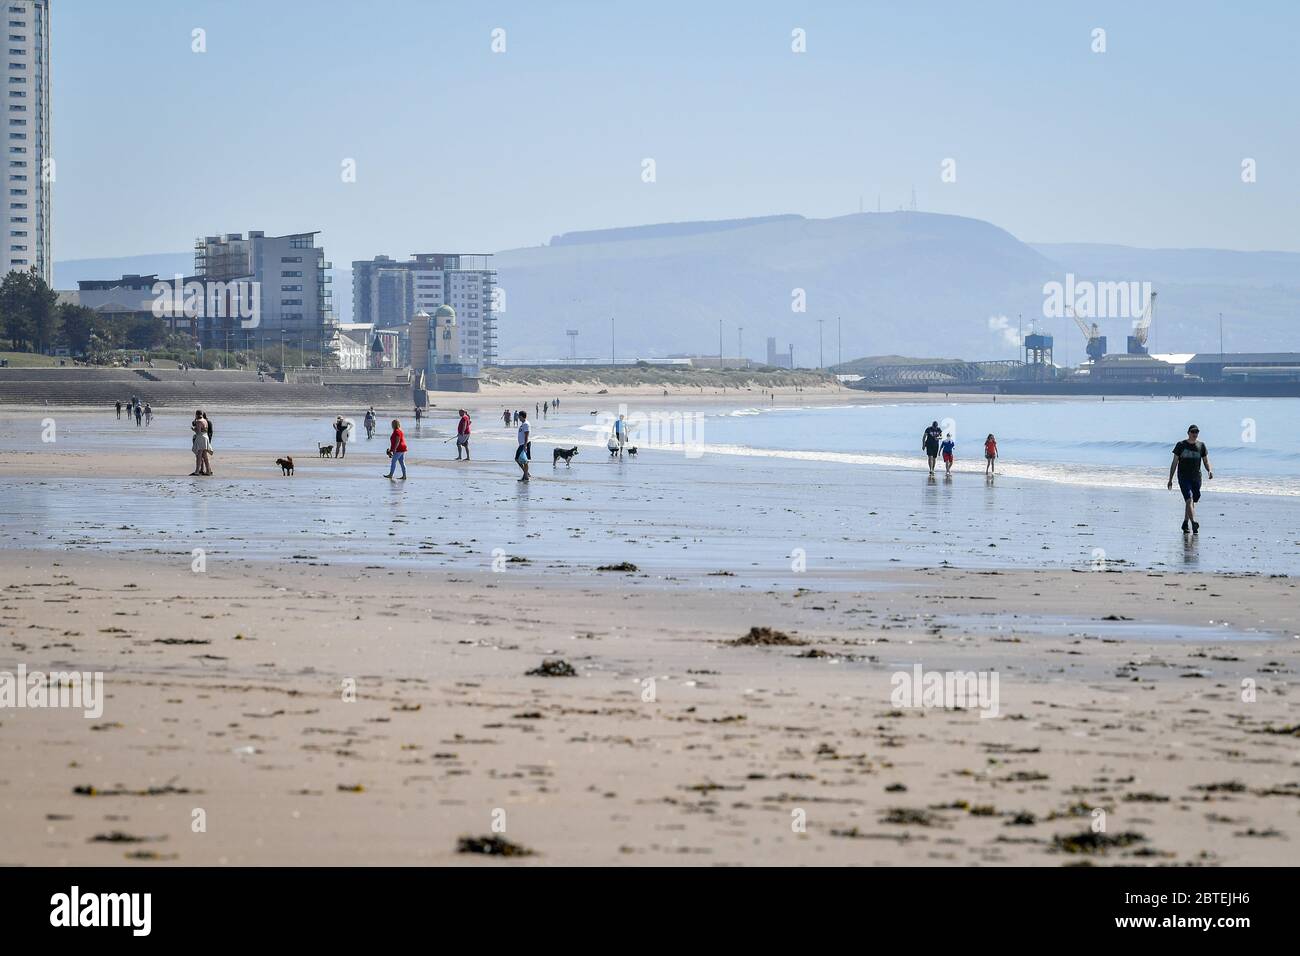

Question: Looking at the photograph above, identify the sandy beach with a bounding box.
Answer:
[0,548,1295,866]
[1,401,1297,866]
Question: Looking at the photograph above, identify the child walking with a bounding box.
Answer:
[984,433,998,475]
[940,433,956,475]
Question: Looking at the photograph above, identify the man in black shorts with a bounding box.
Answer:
[922,420,943,475]
[1167,424,1213,534]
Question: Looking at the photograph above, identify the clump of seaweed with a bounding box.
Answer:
[1053,831,1147,854]
[729,627,808,647]
[457,835,535,857]
[526,658,578,677]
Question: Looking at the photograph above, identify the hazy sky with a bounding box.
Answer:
[53,0,1299,264]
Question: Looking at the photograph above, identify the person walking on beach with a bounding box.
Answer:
[456,408,472,460]
[515,410,531,482]
[144,403,153,426]
[384,419,407,480]
[503,409,511,427]
[922,420,943,475]
[333,416,348,458]
[364,407,376,439]
[940,433,956,475]
[614,413,627,458]
[115,400,122,420]
[1168,424,1213,534]
[134,403,143,427]
[984,433,998,475]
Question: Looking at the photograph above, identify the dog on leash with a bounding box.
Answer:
[276,456,295,476]
[627,446,638,457]
[553,447,579,466]
[318,443,333,458]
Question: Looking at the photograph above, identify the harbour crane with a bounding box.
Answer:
[1128,291,1156,354]
[1067,306,1107,363]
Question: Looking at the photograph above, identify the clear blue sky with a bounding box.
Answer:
[52,0,1299,264]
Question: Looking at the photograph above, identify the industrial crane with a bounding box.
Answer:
[1067,307,1107,363]
[1128,291,1156,354]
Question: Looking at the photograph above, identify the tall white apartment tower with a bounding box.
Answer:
[3,0,49,282]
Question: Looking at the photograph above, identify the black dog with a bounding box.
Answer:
[627,446,638,457]
[276,456,295,476]
[318,444,333,458]
[553,446,579,466]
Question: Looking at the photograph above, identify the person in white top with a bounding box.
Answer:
[515,411,531,482]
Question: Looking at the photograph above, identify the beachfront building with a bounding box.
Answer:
[408,306,475,393]
[335,323,372,370]
[352,252,497,368]
[3,0,50,282]
[59,274,188,335]
[196,230,337,358]
[60,272,261,343]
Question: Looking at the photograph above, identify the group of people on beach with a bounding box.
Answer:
[116,397,152,427]
[921,421,997,477]
[350,407,473,478]
[920,418,1214,533]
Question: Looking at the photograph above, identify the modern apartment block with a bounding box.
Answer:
[352,252,497,368]
[3,0,50,282]
[195,230,336,354]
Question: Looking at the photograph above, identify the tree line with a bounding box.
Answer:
[0,267,174,359]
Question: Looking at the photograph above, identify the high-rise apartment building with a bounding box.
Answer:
[3,0,50,281]
[195,230,336,353]
[352,252,497,368]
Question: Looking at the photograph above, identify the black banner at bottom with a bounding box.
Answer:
[0,866,1278,941]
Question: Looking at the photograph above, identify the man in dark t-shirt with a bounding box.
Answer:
[1167,424,1213,534]
[922,421,944,475]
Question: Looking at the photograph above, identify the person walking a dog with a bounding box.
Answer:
[384,419,407,480]
[456,409,472,461]
[515,410,531,482]
[614,413,628,458]
[334,416,349,459]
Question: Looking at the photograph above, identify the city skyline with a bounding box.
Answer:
[49,0,1300,270]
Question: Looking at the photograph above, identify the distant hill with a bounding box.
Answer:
[54,214,1300,362]
[495,212,1056,364]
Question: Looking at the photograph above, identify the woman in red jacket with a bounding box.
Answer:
[384,419,407,479]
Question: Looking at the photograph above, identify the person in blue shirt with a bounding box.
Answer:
[613,414,627,458]
[940,434,956,475]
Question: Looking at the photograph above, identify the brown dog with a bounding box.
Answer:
[318,444,333,458]
[276,456,294,476]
